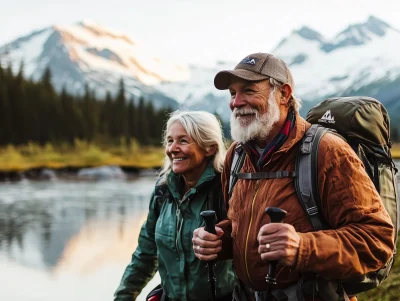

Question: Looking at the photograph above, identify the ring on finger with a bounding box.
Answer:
[266,243,271,251]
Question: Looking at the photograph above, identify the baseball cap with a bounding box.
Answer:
[214,53,295,90]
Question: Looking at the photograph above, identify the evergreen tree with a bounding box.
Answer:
[137,97,149,145]
[81,84,98,142]
[7,61,26,144]
[41,66,55,95]
[60,87,85,143]
[0,66,175,147]
[126,96,137,147]
[99,91,113,138]
[114,79,127,141]
[391,127,399,143]
[0,63,11,145]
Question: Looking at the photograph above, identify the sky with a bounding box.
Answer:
[1,0,400,65]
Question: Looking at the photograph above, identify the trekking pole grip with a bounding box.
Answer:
[200,210,217,234]
[264,207,287,285]
[200,210,217,301]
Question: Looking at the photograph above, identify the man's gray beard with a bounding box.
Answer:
[230,90,281,143]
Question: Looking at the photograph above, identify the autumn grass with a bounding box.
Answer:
[391,143,400,159]
[0,140,165,172]
[357,237,400,301]
[1,142,400,173]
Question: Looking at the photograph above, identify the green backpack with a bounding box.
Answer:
[229,96,399,297]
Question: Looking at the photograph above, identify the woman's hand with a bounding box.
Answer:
[192,226,224,261]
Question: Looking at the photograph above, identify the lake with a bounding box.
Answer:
[1,165,399,301]
[0,177,161,301]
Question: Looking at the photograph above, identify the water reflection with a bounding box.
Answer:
[1,166,399,301]
[0,178,160,301]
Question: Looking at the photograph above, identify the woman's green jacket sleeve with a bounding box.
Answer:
[114,191,159,301]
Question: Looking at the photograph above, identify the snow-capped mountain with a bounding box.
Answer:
[0,20,190,109]
[156,16,400,123]
[1,16,400,123]
[273,16,400,103]
[156,61,235,122]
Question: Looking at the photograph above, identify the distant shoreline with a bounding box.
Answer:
[0,165,160,182]
[1,143,399,182]
[0,143,166,177]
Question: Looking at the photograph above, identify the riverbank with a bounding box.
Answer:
[0,142,165,171]
[1,142,400,181]
[0,142,164,181]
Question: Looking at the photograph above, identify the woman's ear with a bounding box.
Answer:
[206,145,217,157]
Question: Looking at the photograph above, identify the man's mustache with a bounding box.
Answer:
[232,107,259,118]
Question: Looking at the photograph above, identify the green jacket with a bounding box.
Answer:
[114,162,235,301]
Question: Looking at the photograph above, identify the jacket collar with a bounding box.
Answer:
[237,113,310,169]
[276,113,309,154]
[166,160,217,200]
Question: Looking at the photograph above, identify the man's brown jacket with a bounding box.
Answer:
[217,114,395,298]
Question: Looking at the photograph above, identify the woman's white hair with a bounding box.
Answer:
[159,110,226,181]
[269,78,302,112]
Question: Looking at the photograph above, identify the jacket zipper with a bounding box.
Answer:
[175,206,181,259]
[175,191,191,259]
[245,180,260,287]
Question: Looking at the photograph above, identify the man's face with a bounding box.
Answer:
[228,77,280,143]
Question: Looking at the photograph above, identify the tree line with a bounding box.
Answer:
[0,62,173,147]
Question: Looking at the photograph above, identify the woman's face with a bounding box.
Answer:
[165,121,211,182]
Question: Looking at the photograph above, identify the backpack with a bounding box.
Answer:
[154,175,227,222]
[228,96,399,296]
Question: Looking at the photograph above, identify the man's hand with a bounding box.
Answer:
[257,223,300,267]
[192,226,224,261]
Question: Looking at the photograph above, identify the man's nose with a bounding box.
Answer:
[231,93,246,109]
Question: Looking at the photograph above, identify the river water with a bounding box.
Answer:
[1,166,399,301]
[0,177,161,301]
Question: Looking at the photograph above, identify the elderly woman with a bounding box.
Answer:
[114,110,235,301]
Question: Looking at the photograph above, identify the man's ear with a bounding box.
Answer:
[280,84,292,106]
[206,145,217,157]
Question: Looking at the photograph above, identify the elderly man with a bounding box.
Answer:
[192,53,394,301]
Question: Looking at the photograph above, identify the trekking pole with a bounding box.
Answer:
[264,207,287,301]
[200,210,217,301]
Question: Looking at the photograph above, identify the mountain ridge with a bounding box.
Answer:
[1,16,400,126]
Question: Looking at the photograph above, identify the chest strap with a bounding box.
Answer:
[237,171,297,180]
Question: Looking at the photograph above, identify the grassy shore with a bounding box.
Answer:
[1,142,400,173]
[0,141,165,172]
[390,143,400,159]
[357,237,400,301]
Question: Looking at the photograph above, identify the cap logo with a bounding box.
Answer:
[240,57,257,65]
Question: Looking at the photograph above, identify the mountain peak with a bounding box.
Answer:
[364,15,391,36]
[294,26,325,42]
[71,20,135,45]
[338,15,391,39]
[78,19,99,27]
[320,15,394,52]
[0,20,190,110]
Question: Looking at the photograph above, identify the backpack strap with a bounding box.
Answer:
[237,171,297,180]
[154,182,170,218]
[295,124,330,231]
[228,144,246,199]
[156,175,226,222]
[207,175,227,222]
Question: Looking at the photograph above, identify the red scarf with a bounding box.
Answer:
[243,110,296,170]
